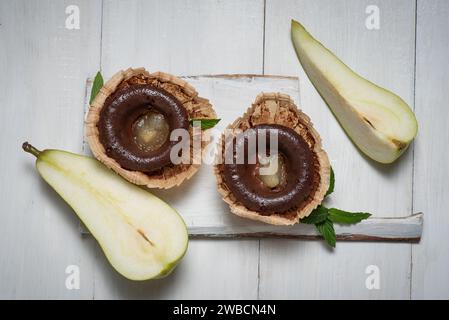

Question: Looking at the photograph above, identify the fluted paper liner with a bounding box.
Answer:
[86,67,216,189]
[214,92,330,225]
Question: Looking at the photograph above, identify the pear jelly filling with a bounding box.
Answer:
[257,153,287,189]
[132,111,170,153]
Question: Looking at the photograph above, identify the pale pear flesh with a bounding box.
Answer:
[291,20,418,163]
[24,144,188,281]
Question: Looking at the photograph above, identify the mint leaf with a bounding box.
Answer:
[316,218,336,248]
[190,118,221,130]
[301,205,328,224]
[325,167,335,196]
[328,208,371,224]
[90,71,104,104]
[300,167,370,247]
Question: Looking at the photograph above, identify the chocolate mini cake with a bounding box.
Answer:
[86,67,216,189]
[214,93,330,225]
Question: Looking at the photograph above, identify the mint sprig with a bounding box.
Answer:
[90,71,104,104]
[301,168,371,248]
[303,206,371,248]
[190,118,221,130]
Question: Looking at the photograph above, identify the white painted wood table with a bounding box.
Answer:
[0,0,448,299]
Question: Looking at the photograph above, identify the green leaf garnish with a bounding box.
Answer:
[301,205,328,224]
[315,218,336,248]
[300,166,371,248]
[301,205,371,248]
[190,118,221,130]
[328,208,371,224]
[325,167,335,196]
[89,71,104,104]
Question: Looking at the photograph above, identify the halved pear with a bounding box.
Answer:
[291,20,418,163]
[23,142,188,281]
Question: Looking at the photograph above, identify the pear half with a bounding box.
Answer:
[23,142,188,280]
[291,20,418,163]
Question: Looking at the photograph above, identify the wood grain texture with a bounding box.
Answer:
[1,0,447,299]
[0,0,102,298]
[91,0,265,299]
[101,0,265,78]
[412,0,449,299]
[261,0,416,299]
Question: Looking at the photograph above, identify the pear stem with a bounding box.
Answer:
[22,142,41,158]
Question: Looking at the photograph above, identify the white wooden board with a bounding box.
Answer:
[82,74,422,242]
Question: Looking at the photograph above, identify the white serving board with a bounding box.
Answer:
[82,74,422,242]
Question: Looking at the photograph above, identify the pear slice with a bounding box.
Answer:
[291,20,418,163]
[22,142,188,280]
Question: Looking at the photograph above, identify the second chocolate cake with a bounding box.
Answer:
[214,92,330,225]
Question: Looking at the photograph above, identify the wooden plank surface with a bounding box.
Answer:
[412,0,449,299]
[0,0,447,299]
[261,0,416,299]
[100,0,265,78]
[0,0,102,298]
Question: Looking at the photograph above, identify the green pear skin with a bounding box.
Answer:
[291,20,418,164]
[23,142,188,281]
